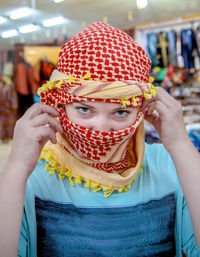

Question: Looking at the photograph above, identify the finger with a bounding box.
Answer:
[144,99,169,120]
[40,137,49,148]
[31,113,63,133]
[23,103,60,120]
[142,97,156,110]
[144,112,158,125]
[35,126,58,144]
[142,87,177,112]
[152,100,170,120]
[146,101,158,116]
[155,87,177,108]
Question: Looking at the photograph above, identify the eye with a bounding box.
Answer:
[114,110,130,118]
[76,107,91,114]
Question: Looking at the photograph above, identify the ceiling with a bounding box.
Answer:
[0,0,200,49]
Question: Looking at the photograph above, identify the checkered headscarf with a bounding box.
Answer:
[39,22,157,171]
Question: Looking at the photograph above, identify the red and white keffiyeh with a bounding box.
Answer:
[39,22,157,196]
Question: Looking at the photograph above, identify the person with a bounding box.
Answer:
[14,58,34,117]
[0,22,200,257]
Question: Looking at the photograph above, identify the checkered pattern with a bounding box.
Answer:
[57,22,151,82]
[59,109,143,164]
[40,22,151,170]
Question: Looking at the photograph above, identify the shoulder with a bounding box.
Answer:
[25,159,59,200]
[144,143,175,171]
[145,142,171,159]
[142,143,178,189]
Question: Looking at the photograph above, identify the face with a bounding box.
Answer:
[65,101,139,132]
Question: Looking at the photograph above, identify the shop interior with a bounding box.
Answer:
[0,0,200,169]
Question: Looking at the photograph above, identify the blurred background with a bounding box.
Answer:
[1,0,200,169]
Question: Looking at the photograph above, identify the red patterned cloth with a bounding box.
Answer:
[40,23,155,109]
[40,22,154,173]
[59,108,143,165]
[57,22,151,82]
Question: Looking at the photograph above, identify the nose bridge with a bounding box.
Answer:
[92,115,110,132]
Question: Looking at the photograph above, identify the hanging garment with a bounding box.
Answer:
[39,60,55,85]
[195,25,200,54]
[157,32,169,68]
[147,33,158,67]
[180,29,199,69]
[14,62,30,95]
[14,61,34,116]
[167,30,177,65]
[28,64,40,95]
[0,79,18,141]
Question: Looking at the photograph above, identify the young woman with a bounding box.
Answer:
[0,22,200,257]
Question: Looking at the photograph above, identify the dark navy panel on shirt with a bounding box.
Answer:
[35,193,175,257]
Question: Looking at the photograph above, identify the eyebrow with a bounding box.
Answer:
[72,102,132,111]
[72,102,95,109]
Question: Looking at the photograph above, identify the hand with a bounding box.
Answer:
[142,87,189,153]
[8,103,63,179]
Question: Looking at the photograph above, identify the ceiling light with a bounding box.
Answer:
[9,7,33,20]
[54,0,65,3]
[19,24,40,34]
[136,0,148,9]
[1,29,19,38]
[42,16,67,27]
[0,16,8,24]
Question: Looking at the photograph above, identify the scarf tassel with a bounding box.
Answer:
[42,157,144,197]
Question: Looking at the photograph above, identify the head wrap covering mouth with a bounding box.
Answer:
[39,21,158,169]
[39,22,158,196]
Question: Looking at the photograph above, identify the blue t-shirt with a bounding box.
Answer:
[18,143,200,257]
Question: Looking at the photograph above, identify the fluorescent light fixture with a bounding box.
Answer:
[9,7,33,20]
[42,16,67,27]
[0,16,8,24]
[54,0,65,3]
[19,24,40,34]
[136,0,148,9]
[1,29,19,38]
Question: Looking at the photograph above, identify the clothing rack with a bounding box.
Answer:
[136,15,200,32]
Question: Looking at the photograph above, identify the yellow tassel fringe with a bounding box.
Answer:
[69,76,76,83]
[37,74,158,105]
[132,96,140,106]
[148,77,154,83]
[37,80,65,96]
[39,150,144,197]
[82,73,91,80]
[120,98,130,108]
[143,91,152,99]
[141,76,158,99]
[37,73,93,96]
